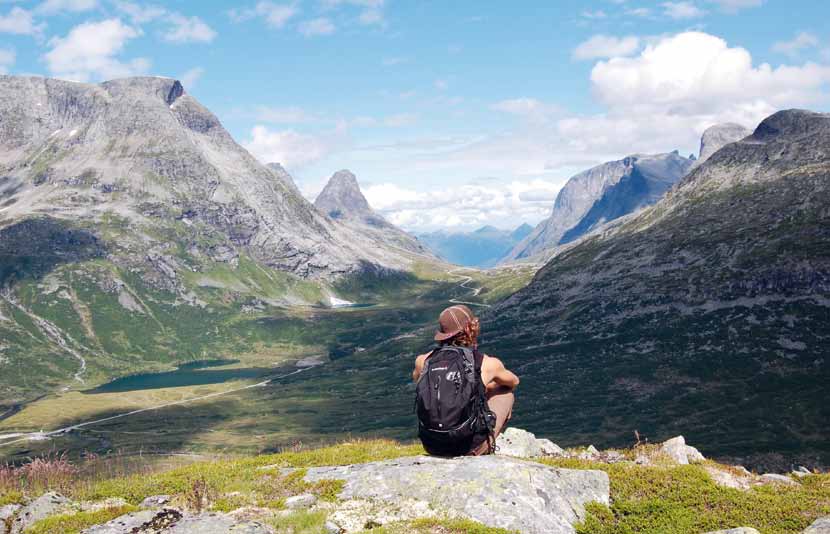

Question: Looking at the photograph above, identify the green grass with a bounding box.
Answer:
[27,505,137,534]
[539,458,830,534]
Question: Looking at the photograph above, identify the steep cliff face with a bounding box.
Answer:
[484,110,830,464]
[692,122,751,169]
[0,75,423,280]
[504,151,693,262]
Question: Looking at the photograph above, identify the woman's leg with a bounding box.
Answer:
[468,386,514,455]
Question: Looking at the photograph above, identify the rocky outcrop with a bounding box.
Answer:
[804,517,830,533]
[302,455,610,534]
[661,436,706,465]
[693,122,751,168]
[0,505,21,534]
[9,492,70,534]
[82,509,273,533]
[504,151,692,262]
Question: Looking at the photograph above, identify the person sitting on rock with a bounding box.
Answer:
[413,304,519,456]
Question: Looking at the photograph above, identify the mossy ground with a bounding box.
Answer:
[3,440,828,534]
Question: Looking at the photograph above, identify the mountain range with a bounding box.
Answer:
[417,224,533,267]
[0,75,439,406]
[484,109,830,466]
[504,121,753,264]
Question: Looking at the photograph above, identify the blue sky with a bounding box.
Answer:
[2,0,830,230]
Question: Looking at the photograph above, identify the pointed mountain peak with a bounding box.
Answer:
[314,169,372,220]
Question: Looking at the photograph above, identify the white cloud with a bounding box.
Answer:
[491,98,560,121]
[661,1,706,19]
[299,17,335,36]
[383,113,418,127]
[256,106,319,123]
[581,9,607,19]
[164,14,216,43]
[0,48,15,74]
[43,18,150,82]
[114,1,166,23]
[229,2,298,29]
[625,7,653,17]
[573,35,641,60]
[244,125,345,169]
[772,31,819,58]
[434,79,448,91]
[36,0,97,15]
[707,0,763,12]
[590,32,830,117]
[362,179,562,231]
[179,66,204,89]
[0,7,45,37]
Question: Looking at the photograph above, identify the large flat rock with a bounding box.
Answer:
[303,455,609,534]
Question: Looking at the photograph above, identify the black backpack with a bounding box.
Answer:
[415,345,496,456]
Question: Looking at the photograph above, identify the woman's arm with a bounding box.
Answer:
[484,356,519,390]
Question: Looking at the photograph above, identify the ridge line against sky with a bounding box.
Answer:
[1,0,829,231]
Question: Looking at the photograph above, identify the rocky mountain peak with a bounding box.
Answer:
[694,122,751,167]
[314,169,372,220]
[751,109,829,142]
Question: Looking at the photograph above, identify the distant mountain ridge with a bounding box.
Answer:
[504,151,694,262]
[418,224,533,267]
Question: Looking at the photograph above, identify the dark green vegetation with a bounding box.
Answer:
[2,439,828,534]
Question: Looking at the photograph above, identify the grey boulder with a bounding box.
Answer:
[303,454,610,534]
[495,427,543,458]
[10,492,71,534]
[661,436,705,465]
[803,517,830,533]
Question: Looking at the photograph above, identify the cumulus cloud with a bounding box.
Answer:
[244,125,347,169]
[362,179,562,231]
[43,18,150,82]
[573,34,641,60]
[772,31,819,58]
[36,0,97,15]
[299,17,335,36]
[164,14,216,43]
[229,2,298,29]
[0,48,15,74]
[590,32,830,117]
[0,7,45,37]
[661,1,706,19]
